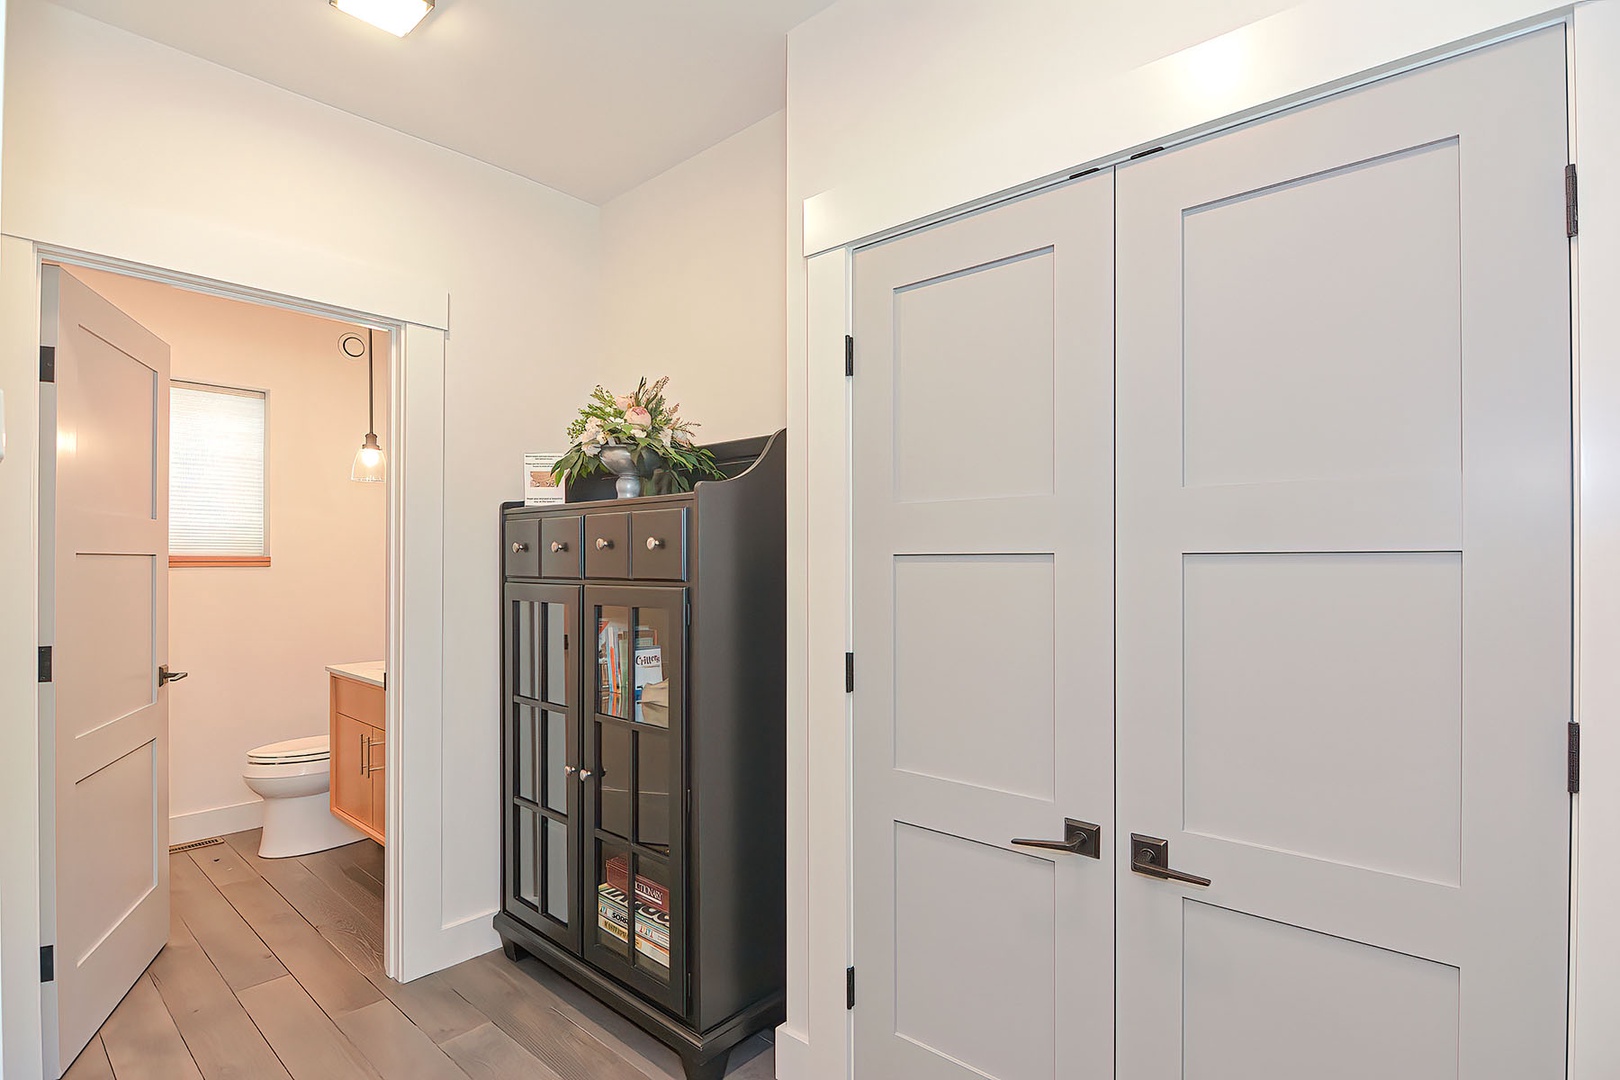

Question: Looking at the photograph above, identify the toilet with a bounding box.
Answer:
[242,735,365,858]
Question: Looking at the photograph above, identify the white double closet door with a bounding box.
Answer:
[853,27,1572,1080]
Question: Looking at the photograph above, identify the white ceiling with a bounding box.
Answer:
[46,0,835,204]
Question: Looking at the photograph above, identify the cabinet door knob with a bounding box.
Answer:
[579,769,594,781]
[563,764,577,776]
[645,537,665,551]
[550,540,567,553]
[595,537,613,550]
[511,541,529,554]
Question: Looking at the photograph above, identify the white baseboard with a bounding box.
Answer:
[773,1026,810,1079]
[170,799,263,845]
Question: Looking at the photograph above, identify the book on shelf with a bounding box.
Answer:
[604,854,669,912]
[598,884,671,967]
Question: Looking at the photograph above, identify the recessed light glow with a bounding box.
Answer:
[331,0,434,38]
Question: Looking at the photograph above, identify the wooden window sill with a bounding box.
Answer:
[170,556,271,568]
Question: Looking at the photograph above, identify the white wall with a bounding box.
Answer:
[0,0,598,1071]
[71,269,387,843]
[599,111,787,442]
[779,2,1615,1078]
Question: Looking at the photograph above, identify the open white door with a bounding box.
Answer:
[40,265,173,1075]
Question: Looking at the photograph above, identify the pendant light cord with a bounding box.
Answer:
[367,328,376,438]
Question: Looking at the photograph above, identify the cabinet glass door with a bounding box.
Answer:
[583,585,686,1014]
[504,582,581,953]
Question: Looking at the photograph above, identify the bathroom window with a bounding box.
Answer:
[169,381,269,567]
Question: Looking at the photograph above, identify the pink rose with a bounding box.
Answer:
[615,394,635,409]
[624,406,652,429]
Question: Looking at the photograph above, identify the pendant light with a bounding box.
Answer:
[351,329,386,483]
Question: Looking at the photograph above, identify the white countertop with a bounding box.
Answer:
[326,661,385,688]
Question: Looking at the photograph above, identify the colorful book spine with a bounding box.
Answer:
[598,884,671,969]
[604,856,670,913]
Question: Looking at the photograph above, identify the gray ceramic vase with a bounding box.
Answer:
[597,444,664,499]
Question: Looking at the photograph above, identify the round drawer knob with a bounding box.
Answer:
[595,538,613,550]
[511,541,529,554]
[646,537,665,551]
[550,541,567,553]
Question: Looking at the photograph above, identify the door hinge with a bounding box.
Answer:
[39,345,55,384]
[845,334,854,377]
[40,945,54,983]
[1570,721,1582,794]
[845,652,854,693]
[38,646,52,683]
[1567,163,1579,238]
[846,966,855,1009]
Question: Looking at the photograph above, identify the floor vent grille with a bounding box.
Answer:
[168,837,224,854]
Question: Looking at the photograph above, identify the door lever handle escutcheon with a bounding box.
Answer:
[1011,818,1101,860]
[1130,834,1211,887]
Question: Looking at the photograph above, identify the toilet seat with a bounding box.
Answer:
[247,734,330,766]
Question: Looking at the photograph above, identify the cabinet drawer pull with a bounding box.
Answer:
[511,541,529,554]
[645,537,665,551]
[594,537,613,550]
[550,540,567,553]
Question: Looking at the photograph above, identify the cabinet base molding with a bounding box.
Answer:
[494,913,784,1080]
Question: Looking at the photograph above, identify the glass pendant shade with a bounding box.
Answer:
[351,432,385,483]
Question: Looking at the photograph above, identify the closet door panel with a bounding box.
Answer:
[851,174,1115,1080]
[1116,27,1572,1080]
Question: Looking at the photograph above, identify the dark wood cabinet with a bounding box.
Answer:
[495,431,786,1080]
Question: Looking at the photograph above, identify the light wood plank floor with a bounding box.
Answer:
[65,830,774,1080]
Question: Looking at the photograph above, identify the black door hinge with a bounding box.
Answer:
[845,652,854,693]
[38,646,52,683]
[1570,721,1582,794]
[40,945,54,983]
[846,966,855,1009]
[845,335,854,377]
[1567,163,1579,238]
[39,345,55,384]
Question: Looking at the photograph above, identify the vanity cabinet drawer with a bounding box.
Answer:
[540,515,582,578]
[631,508,688,581]
[333,674,384,728]
[506,518,541,578]
[584,512,631,578]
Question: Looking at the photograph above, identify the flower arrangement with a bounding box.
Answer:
[550,377,724,493]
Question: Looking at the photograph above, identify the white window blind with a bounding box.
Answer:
[170,382,266,556]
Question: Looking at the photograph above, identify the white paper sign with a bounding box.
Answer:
[523,453,565,506]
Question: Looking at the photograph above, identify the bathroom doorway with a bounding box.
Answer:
[35,254,400,1077]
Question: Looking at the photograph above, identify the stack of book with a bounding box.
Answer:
[597,855,671,971]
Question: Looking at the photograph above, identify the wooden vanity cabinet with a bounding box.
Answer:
[329,674,385,844]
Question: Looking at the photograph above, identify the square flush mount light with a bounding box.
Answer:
[331,0,434,37]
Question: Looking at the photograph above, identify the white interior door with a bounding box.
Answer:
[1115,27,1572,1079]
[852,175,1114,1079]
[41,265,173,1075]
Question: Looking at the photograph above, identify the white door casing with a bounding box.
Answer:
[1115,26,1572,1080]
[41,265,172,1074]
[851,175,1114,1079]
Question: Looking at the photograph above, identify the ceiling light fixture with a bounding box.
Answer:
[351,329,386,483]
[331,0,434,38]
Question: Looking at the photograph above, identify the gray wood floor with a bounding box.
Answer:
[64,830,774,1080]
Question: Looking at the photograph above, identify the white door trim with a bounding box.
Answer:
[786,7,1620,1078]
[0,237,450,1078]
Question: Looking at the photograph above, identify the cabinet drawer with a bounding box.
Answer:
[506,517,541,578]
[540,515,582,578]
[333,674,384,728]
[631,508,688,580]
[584,512,631,578]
